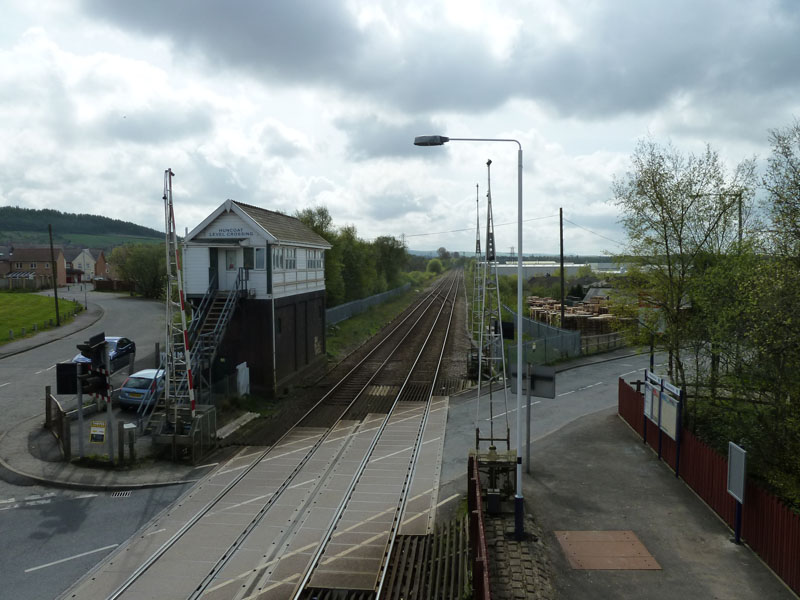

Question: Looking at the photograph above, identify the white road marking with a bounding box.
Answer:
[0,382,11,388]
[193,462,218,470]
[370,436,441,463]
[577,381,603,391]
[485,402,540,420]
[25,544,118,573]
[620,370,639,377]
[145,528,167,537]
[557,390,575,397]
[0,492,96,511]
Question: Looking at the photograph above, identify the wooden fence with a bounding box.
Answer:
[618,378,800,595]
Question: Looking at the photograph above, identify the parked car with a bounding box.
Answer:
[72,336,136,372]
[118,369,164,411]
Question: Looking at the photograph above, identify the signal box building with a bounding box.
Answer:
[183,199,331,397]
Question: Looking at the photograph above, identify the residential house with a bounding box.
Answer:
[91,249,109,279]
[2,246,67,288]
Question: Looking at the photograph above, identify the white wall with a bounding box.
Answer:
[183,246,210,295]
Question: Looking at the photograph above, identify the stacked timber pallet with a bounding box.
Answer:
[527,295,620,335]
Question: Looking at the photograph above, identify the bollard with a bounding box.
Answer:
[33,323,38,332]
[8,330,12,340]
[119,422,136,463]
[118,422,125,463]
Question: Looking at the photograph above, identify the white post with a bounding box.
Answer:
[515,146,525,539]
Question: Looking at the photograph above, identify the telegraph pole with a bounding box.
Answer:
[560,208,565,327]
[48,224,60,326]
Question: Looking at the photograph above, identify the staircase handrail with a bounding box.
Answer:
[170,268,248,407]
[188,272,218,347]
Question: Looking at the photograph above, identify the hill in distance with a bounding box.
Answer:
[0,206,162,250]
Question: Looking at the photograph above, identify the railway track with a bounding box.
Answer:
[62,270,464,600]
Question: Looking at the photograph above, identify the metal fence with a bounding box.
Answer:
[467,454,492,599]
[581,332,625,355]
[618,378,800,596]
[504,305,581,363]
[326,283,411,326]
[44,386,70,460]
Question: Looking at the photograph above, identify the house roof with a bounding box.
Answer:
[6,270,36,278]
[8,247,63,262]
[186,199,331,249]
[63,248,83,262]
[233,201,330,248]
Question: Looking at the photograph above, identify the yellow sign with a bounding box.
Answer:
[89,420,106,444]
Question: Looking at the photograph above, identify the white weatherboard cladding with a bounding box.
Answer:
[183,246,210,295]
[199,212,258,240]
[271,246,325,298]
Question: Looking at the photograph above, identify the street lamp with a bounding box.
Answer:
[414,134,526,539]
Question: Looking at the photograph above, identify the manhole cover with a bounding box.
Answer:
[555,530,661,570]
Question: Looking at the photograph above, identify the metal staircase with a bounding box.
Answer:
[188,268,248,376]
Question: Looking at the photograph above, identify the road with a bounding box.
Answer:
[0,287,189,600]
[440,350,667,488]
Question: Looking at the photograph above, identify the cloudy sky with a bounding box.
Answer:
[1,1,798,255]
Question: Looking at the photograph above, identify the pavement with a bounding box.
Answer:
[0,297,216,490]
[524,407,797,599]
[1,316,796,598]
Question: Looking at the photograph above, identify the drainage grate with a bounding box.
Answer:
[110,491,131,498]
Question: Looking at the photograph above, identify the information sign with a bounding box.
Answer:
[727,442,747,504]
[660,395,679,440]
[89,420,106,444]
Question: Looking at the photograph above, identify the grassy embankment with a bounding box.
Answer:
[0,292,83,344]
[326,275,436,362]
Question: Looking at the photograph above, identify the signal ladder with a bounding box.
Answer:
[163,168,196,418]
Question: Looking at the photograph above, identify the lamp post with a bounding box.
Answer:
[414,134,526,539]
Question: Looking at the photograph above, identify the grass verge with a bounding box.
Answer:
[0,292,83,344]
[325,286,427,363]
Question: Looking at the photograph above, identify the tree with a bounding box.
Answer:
[108,243,166,298]
[296,206,345,306]
[764,120,800,258]
[612,139,756,389]
[339,225,378,301]
[373,236,406,290]
[426,258,443,274]
[437,247,451,260]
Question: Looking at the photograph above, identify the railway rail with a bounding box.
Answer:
[62,270,464,600]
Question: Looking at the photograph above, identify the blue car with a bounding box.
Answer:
[72,336,136,373]
[118,369,164,411]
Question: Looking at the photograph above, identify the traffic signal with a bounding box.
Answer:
[56,362,78,395]
[78,371,108,396]
[77,332,106,366]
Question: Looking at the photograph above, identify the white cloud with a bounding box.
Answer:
[0,0,797,255]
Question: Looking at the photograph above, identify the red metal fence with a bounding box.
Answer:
[467,454,491,600]
[618,378,800,595]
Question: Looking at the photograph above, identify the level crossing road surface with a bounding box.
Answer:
[61,274,460,599]
[62,402,449,599]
